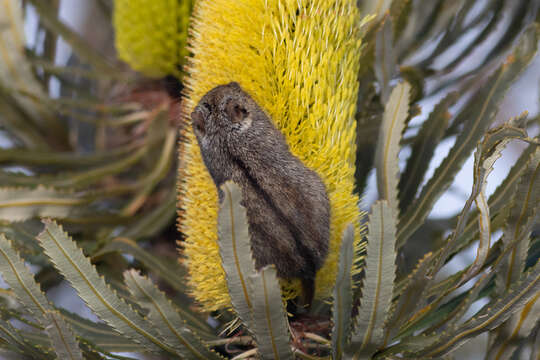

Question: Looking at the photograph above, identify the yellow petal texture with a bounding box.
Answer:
[113,0,193,78]
[179,0,365,311]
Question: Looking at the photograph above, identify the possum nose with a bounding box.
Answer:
[191,110,205,134]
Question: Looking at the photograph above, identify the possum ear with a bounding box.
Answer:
[191,109,205,134]
[226,100,249,123]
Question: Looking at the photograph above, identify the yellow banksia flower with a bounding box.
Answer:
[178,0,366,311]
[113,0,193,78]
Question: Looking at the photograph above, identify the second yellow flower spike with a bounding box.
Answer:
[114,0,193,78]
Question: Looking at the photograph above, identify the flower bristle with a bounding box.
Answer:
[178,0,366,311]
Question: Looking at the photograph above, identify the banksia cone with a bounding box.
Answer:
[178,0,366,311]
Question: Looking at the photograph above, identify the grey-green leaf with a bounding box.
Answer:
[0,317,46,359]
[44,310,83,360]
[488,146,540,360]
[95,236,212,337]
[409,261,540,358]
[123,270,222,359]
[399,92,459,214]
[432,115,529,279]
[453,143,538,257]
[375,82,411,216]
[0,91,49,149]
[0,236,83,357]
[332,225,355,360]
[397,24,539,245]
[374,18,397,104]
[400,119,533,335]
[0,0,66,141]
[362,0,392,21]
[36,219,176,355]
[485,295,540,360]
[0,187,92,222]
[217,181,257,329]
[93,237,188,293]
[249,266,293,360]
[0,233,52,321]
[348,200,397,358]
[497,146,540,294]
[383,251,433,343]
[58,309,146,354]
[26,0,119,76]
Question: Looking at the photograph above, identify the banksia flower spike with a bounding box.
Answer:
[178,0,366,311]
[113,0,193,78]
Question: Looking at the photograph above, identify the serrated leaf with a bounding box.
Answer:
[248,266,293,360]
[58,309,146,354]
[26,0,119,77]
[453,143,539,258]
[332,225,355,360]
[531,325,540,360]
[0,90,49,149]
[399,92,459,213]
[432,115,530,280]
[0,140,149,167]
[389,0,412,38]
[362,0,392,21]
[396,225,530,341]
[433,271,495,334]
[383,251,433,344]
[348,200,397,357]
[45,146,147,189]
[0,146,147,189]
[417,1,501,73]
[407,261,540,358]
[0,348,35,360]
[30,58,116,81]
[375,82,411,216]
[397,24,539,245]
[93,237,187,292]
[0,318,46,359]
[19,325,135,360]
[374,18,397,104]
[0,186,93,222]
[396,0,465,62]
[0,0,66,142]
[399,118,533,335]
[497,146,540,294]
[486,294,540,360]
[44,310,83,360]
[0,318,26,349]
[487,147,540,360]
[36,219,176,356]
[123,270,222,359]
[118,191,176,240]
[447,1,506,73]
[217,181,257,329]
[0,233,52,321]
[121,129,176,216]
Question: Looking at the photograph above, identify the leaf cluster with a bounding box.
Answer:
[1,0,539,359]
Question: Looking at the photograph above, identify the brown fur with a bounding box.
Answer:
[191,82,330,304]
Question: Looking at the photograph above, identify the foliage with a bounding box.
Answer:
[0,0,539,359]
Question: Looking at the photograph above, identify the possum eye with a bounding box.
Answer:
[226,100,248,123]
[200,102,211,112]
